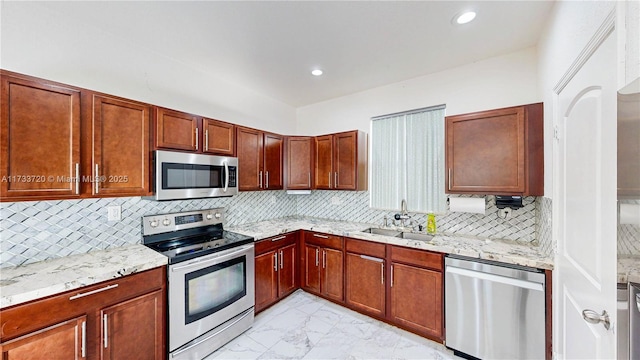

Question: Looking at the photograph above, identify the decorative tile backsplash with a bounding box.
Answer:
[0,191,296,268]
[618,199,640,256]
[536,197,553,257]
[2,190,545,268]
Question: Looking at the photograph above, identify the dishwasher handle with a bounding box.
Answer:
[446,265,544,292]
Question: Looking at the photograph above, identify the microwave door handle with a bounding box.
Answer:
[223,161,229,193]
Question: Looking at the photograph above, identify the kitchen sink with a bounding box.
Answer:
[361,228,433,241]
[361,228,402,237]
[399,232,433,241]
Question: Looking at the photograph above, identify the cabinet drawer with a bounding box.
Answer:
[0,267,165,341]
[255,232,297,255]
[304,231,343,249]
[390,246,443,271]
[345,238,385,258]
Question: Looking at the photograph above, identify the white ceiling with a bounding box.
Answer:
[36,1,554,107]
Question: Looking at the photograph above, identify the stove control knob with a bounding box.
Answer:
[162,218,171,226]
[149,219,159,228]
[214,212,222,219]
[206,213,213,220]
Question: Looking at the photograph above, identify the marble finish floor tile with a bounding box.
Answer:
[205,290,462,360]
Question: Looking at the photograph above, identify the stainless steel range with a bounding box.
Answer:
[142,208,255,360]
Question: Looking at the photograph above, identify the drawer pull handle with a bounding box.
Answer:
[313,234,329,239]
[359,255,383,263]
[69,284,119,300]
[271,236,286,242]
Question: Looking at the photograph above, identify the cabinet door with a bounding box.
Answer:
[446,107,525,194]
[255,250,278,313]
[237,126,263,191]
[1,75,81,199]
[390,263,442,339]
[92,94,150,196]
[155,108,198,151]
[0,316,86,360]
[345,253,385,317]
[333,131,358,190]
[278,243,297,298]
[314,135,333,189]
[100,290,164,360]
[286,137,313,189]
[203,118,235,155]
[263,132,283,190]
[304,244,321,294]
[322,248,344,302]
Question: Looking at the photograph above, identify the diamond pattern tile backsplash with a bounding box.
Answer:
[619,199,640,256]
[297,191,537,242]
[2,190,549,268]
[1,191,296,268]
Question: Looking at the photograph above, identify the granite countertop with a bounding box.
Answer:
[618,255,640,284]
[0,244,167,309]
[227,216,555,270]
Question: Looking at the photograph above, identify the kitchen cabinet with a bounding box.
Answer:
[100,290,164,360]
[345,239,386,317]
[155,107,199,151]
[254,232,298,313]
[445,103,543,195]
[236,126,283,191]
[86,93,151,197]
[0,72,82,200]
[286,136,313,189]
[389,246,443,340]
[0,316,87,359]
[202,118,235,156]
[155,109,235,156]
[314,130,367,191]
[302,231,344,302]
[0,267,166,360]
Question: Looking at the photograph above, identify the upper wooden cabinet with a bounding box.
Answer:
[87,94,151,197]
[203,118,235,156]
[1,73,82,200]
[314,130,367,191]
[286,136,314,190]
[155,108,235,156]
[236,126,283,191]
[445,103,543,195]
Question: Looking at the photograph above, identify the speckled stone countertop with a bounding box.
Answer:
[0,244,167,309]
[618,255,640,284]
[227,216,555,271]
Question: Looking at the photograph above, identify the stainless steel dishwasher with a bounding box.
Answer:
[445,255,546,360]
[631,283,640,360]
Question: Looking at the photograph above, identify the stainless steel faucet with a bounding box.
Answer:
[394,199,411,227]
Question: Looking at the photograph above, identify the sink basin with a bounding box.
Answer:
[399,232,434,241]
[361,228,402,237]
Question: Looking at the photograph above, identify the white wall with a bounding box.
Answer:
[0,1,296,134]
[296,47,540,136]
[537,0,618,198]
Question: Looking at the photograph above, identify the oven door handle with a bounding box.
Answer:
[171,245,253,272]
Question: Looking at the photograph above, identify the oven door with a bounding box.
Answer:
[168,244,255,351]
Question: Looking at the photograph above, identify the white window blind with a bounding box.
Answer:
[370,105,446,213]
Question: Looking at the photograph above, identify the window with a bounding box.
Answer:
[370,105,446,213]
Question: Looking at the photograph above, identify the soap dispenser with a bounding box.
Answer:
[426,213,436,234]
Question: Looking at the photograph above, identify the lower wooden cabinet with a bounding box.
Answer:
[345,253,385,317]
[0,267,166,360]
[302,232,344,303]
[0,316,87,360]
[100,290,164,360]
[254,233,298,313]
[389,262,442,339]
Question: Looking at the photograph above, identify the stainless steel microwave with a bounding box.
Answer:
[148,150,238,201]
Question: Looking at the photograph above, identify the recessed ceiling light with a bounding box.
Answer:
[455,11,476,25]
[311,69,323,76]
